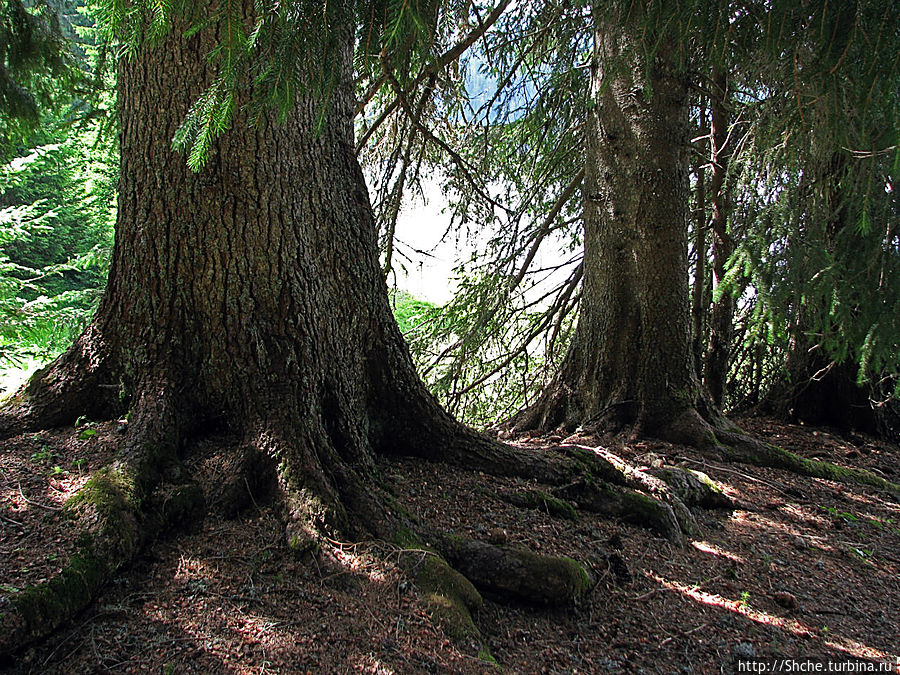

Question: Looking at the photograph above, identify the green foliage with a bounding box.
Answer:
[368,0,900,426]
[0,105,115,368]
[389,290,436,334]
[392,272,576,427]
[0,2,116,374]
[722,0,900,411]
[92,0,454,170]
[0,0,80,154]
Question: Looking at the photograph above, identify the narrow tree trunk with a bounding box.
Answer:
[704,69,734,407]
[691,95,709,379]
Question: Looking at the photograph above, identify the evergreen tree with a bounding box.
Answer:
[1,1,115,367]
[1,0,696,653]
[388,0,899,444]
[723,1,900,436]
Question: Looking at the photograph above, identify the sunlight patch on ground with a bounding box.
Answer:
[650,573,899,662]
[2,481,70,514]
[729,510,832,550]
[690,540,745,563]
[174,554,215,583]
[353,655,397,675]
[840,490,900,519]
[328,540,393,584]
[778,502,831,530]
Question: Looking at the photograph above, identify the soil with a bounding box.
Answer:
[1,416,898,673]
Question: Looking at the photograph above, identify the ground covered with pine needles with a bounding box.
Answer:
[1,417,898,673]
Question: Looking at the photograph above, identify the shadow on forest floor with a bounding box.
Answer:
[1,416,899,673]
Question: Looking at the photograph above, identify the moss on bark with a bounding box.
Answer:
[443,537,593,606]
[415,554,484,641]
[715,434,900,495]
[554,478,683,544]
[500,489,579,521]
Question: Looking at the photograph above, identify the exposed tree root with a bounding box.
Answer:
[660,409,900,496]
[439,535,593,605]
[378,395,700,542]
[397,548,486,650]
[552,478,683,544]
[714,430,900,496]
[388,525,594,662]
[0,377,740,659]
[0,382,196,655]
[517,382,900,497]
[0,468,141,655]
[0,328,122,439]
[497,489,579,521]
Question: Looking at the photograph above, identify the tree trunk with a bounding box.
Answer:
[514,3,707,443]
[691,94,709,379]
[505,4,898,496]
[704,69,734,408]
[0,3,678,655]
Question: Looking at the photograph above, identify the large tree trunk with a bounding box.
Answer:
[507,6,900,495]
[5,12,399,539]
[514,2,707,443]
[0,3,685,656]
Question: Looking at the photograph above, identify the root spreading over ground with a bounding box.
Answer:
[1,416,898,672]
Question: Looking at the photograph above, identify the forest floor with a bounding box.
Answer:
[1,416,899,674]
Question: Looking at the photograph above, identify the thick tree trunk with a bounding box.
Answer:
[1,3,691,656]
[514,3,706,443]
[506,8,900,493]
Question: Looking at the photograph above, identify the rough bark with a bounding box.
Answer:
[0,3,689,657]
[513,3,703,441]
[691,95,709,379]
[765,352,881,436]
[505,7,899,497]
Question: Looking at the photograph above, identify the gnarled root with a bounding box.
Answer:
[393,420,706,543]
[553,478,683,544]
[715,427,900,495]
[396,548,485,649]
[660,409,900,496]
[391,529,593,661]
[439,535,593,606]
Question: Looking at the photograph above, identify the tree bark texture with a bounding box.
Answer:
[691,94,708,379]
[0,3,509,540]
[515,3,703,441]
[1,4,671,655]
